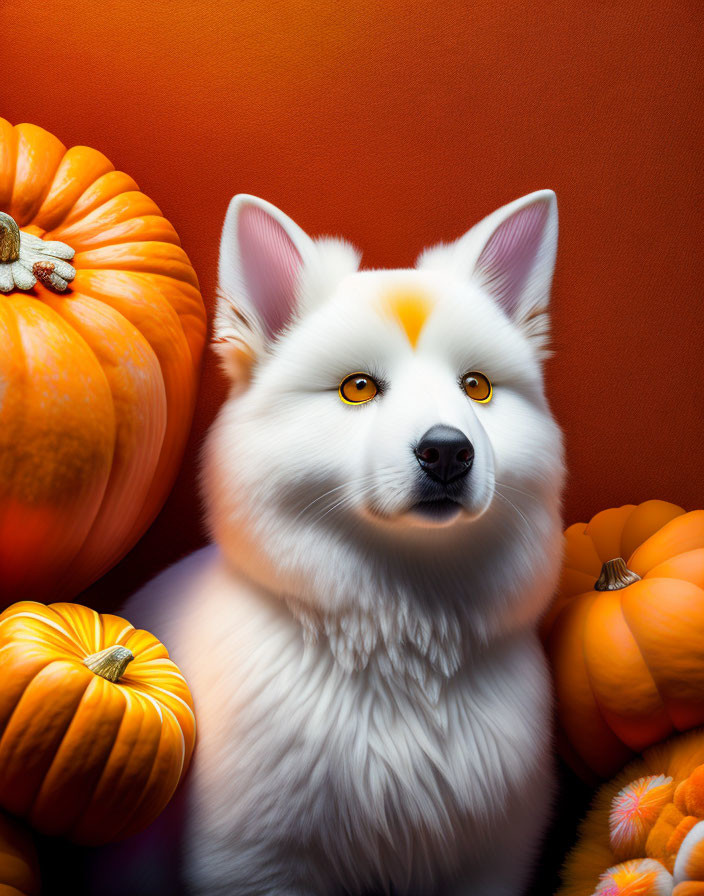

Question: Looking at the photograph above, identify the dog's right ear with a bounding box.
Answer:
[416,191,558,359]
[214,195,317,384]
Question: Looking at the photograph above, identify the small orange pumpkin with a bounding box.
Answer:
[542,499,704,780]
[0,601,195,845]
[0,117,206,603]
[0,811,40,896]
[558,729,704,896]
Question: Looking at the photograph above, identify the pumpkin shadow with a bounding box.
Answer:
[41,766,193,896]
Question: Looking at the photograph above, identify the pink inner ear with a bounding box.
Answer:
[475,200,549,317]
[239,204,303,339]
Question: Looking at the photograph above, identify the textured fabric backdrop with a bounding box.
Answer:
[2,2,701,891]
[3,0,701,606]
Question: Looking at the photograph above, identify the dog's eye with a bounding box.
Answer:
[339,373,379,404]
[461,371,492,403]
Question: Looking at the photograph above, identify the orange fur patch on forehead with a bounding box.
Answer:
[380,288,435,348]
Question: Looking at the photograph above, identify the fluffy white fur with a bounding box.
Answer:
[121,190,565,895]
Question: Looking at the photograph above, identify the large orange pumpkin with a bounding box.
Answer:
[543,500,704,780]
[0,811,40,896]
[0,117,206,603]
[0,600,196,845]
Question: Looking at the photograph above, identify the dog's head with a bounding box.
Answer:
[204,192,564,637]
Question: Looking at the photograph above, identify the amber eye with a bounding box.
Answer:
[461,371,492,403]
[339,372,379,404]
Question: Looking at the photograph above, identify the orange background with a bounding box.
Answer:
[1,0,703,607]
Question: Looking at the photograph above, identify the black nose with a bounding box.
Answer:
[414,425,474,485]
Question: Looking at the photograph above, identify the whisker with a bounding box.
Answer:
[310,493,360,526]
[493,488,531,531]
[494,480,536,501]
[289,470,387,525]
[308,469,403,526]
[312,470,405,525]
[295,466,405,526]
[289,478,369,526]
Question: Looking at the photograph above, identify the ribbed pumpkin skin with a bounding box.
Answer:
[0,811,40,896]
[0,118,206,603]
[543,500,704,780]
[0,601,196,845]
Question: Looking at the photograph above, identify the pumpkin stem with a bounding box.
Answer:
[595,557,642,591]
[84,646,134,682]
[0,211,75,293]
[0,212,20,263]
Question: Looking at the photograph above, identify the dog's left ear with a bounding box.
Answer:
[214,195,361,387]
[214,194,318,385]
[418,190,558,357]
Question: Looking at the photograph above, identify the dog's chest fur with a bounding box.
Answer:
[127,546,552,893]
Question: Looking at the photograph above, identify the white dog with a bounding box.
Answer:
[121,189,565,895]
